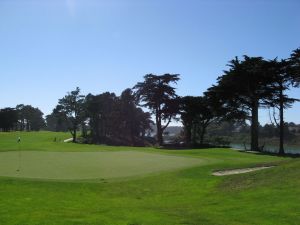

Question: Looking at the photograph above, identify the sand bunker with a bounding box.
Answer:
[213,166,274,176]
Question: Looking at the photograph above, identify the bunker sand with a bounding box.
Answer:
[213,166,275,176]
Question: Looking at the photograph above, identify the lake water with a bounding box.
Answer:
[231,143,300,155]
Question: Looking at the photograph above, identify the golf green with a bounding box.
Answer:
[0,151,204,181]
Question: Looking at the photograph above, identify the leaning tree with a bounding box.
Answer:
[133,74,180,146]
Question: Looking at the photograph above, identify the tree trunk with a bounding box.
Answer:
[81,123,87,138]
[157,122,164,146]
[21,119,25,131]
[279,88,285,155]
[199,125,207,146]
[130,126,135,146]
[156,112,163,146]
[185,124,192,146]
[192,123,197,145]
[251,100,259,151]
[199,131,205,145]
[26,120,30,132]
[157,126,163,146]
[72,127,77,143]
[95,119,100,143]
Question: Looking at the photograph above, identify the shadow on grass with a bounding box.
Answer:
[158,143,231,150]
[237,149,300,158]
[159,144,300,158]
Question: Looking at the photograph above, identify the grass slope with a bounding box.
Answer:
[0,131,299,225]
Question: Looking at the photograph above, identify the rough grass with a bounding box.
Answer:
[0,131,299,225]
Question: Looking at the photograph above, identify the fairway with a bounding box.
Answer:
[0,151,204,181]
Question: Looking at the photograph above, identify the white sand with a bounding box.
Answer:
[213,166,274,176]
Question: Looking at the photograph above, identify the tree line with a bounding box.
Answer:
[179,49,300,155]
[1,48,299,154]
[204,121,299,147]
[202,49,300,155]
[46,88,153,146]
[0,105,45,132]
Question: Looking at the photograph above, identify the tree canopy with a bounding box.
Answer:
[179,96,219,146]
[56,87,86,142]
[1,47,299,154]
[0,108,18,132]
[133,74,180,146]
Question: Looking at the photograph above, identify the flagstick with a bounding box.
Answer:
[17,137,21,172]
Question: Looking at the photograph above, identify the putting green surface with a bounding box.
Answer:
[0,151,204,181]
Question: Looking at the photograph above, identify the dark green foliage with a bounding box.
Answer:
[206,56,273,151]
[289,48,300,85]
[133,74,180,145]
[56,87,86,142]
[16,104,45,131]
[118,89,153,144]
[0,105,45,132]
[85,89,153,146]
[262,123,295,140]
[45,107,69,132]
[179,96,218,146]
[206,121,297,145]
[260,123,278,138]
[85,92,117,143]
[265,59,299,154]
[0,108,18,131]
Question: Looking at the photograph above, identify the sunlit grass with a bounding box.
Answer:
[0,131,299,225]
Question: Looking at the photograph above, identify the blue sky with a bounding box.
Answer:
[0,0,299,124]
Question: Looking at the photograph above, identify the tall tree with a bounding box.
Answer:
[57,87,85,142]
[266,59,299,155]
[45,106,69,132]
[85,92,117,143]
[180,96,219,146]
[117,89,154,145]
[208,56,272,151]
[133,74,180,146]
[179,96,196,145]
[119,89,141,145]
[135,108,153,139]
